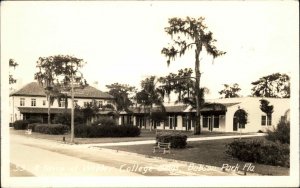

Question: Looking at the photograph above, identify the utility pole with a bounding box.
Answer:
[70,71,75,143]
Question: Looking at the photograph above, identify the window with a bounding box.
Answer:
[59,99,65,107]
[31,98,36,106]
[98,101,103,108]
[43,100,46,106]
[213,116,219,128]
[84,102,88,107]
[261,116,266,126]
[267,115,272,126]
[20,98,25,106]
[203,116,209,128]
[182,116,187,127]
[168,115,177,128]
[74,100,78,106]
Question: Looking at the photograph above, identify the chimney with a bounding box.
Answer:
[92,81,99,89]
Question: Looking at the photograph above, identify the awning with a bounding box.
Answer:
[18,107,70,114]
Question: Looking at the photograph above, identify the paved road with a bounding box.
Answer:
[10,134,241,176]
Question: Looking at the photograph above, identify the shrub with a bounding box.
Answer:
[266,120,290,144]
[257,130,264,133]
[27,117,43,124]
[75,124,140,138]
[156,133,187,148]
[34,124,69,135]
[13,120,29,130]
[226,139,289,167]
[53,113,71,126]
[91,117,116,126]
[27,123,39,131]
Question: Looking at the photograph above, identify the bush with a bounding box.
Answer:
[92,117,116,126]
[13,120,29,130]
[27,123,39,131]
[53,113,71,126]
[156,133,187,148]
[226,139,290,167]
[257,130,264,133]
[27,117,43,124]
[75,124,140,138]
[34,124,69,135]
[266,120,290,144]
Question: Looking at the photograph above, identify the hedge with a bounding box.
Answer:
[226,139,289,167]
[13,118,43,130]
[75,124,140,138]
[266,120,290,144]
[91,117,116,126]
[156,133,187,148]
[34,124,69,135]
[13,120,29,130]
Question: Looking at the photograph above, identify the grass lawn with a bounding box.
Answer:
[102,137,290,176]
[10,128,252,144]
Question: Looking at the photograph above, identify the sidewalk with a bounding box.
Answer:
[80,133,266,147]
[10,134,247,176]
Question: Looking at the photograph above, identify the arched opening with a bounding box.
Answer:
[233,109,248,131]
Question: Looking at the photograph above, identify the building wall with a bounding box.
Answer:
[117,97,289,133]
[208,97,290,133]
[9,95,115,123]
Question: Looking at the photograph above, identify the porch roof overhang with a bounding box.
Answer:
[18,107,70,114]
[184,102,240,113]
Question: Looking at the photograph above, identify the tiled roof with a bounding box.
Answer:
[126,102,237,114]
[127,105,188,114]
[18,107,115,115]
[11,82,114,99]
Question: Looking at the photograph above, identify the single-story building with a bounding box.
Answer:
[118,97,290,133]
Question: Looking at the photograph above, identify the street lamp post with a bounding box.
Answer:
[70,71,75,143]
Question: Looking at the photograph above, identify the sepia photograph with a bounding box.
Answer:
[1,0,299,187]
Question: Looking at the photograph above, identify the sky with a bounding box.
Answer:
[2,1,299,100]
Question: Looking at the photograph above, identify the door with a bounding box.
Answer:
[208,117,213,132]
[233,117,238,131]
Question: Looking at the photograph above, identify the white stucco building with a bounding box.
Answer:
[119,97,290,133]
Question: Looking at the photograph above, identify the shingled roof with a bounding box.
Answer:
[11,82,114,99]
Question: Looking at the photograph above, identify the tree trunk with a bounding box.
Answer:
[194,49,202,135]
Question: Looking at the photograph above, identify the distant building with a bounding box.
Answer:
[9,82,115,123]
[118,97,290,133]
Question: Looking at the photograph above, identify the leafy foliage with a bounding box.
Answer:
[266,120,290,144]
[219,83,241,98]
[135,76,166,130]
[226,139,289,167]
[259,99,274,116]
[158,68,194,102]
[161,17,225,134]
[53,111,85,126]
[156,133,188,148]
[9,59,18,84]
[34,55,88,125]
[251,73,290,98]
[13,120,29,130]
[75,125,140,138]
[34,124,69,135]
[106,83,136,111]
[91,117,117,126]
